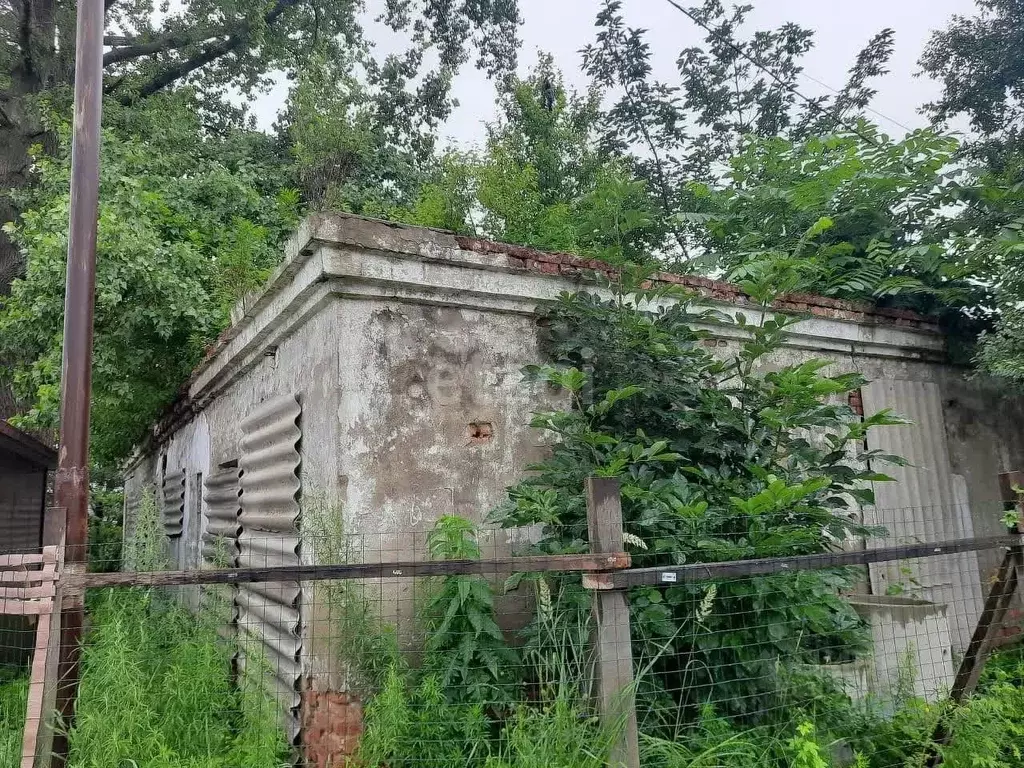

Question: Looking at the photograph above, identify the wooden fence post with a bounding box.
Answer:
[585,477,641,768]
[37,507,66,768]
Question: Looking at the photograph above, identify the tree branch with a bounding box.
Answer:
[103,74,125,94]
[121,0,301,102]
[103,30,202,67]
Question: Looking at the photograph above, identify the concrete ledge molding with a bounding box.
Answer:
[149,212,947,447]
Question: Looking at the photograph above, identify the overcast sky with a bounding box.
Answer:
[251,0,977,146]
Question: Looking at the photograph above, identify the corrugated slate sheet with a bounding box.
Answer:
[862,379,984,653]
[236,394,302,738]
[161,469,185,538]
[203,467,243,641]
[203,468,243,568]
[0,468,46,553]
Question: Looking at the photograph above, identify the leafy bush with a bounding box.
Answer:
[422,516,521,706]
[87,472,124,573]
[492,285,902,725]
[935,649,1024,767]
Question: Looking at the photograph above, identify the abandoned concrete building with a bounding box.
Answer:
[123,211,1024,733]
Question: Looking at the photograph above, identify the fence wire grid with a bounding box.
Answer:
[3,497,1024,768]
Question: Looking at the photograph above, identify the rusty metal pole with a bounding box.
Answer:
[51,0,105,765]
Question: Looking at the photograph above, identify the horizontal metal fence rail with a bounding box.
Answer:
[70,552,633,588]
[586,534,1024,589]
[70,534,1024,591]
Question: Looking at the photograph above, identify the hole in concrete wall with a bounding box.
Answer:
[848,389,864,417]
[467,422,493,444]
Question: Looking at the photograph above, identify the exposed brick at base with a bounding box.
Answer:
[302,689,363,768]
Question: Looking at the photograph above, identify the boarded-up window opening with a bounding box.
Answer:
[161,469,185,538]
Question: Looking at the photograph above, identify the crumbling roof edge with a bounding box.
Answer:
[0,421,57,469]
[451,234,941,334]
[131,211,947,460]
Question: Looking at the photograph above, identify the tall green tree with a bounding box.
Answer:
[0,0,521,429]
[581,0,895,262]
[920,0,1024,175]
[0,0,521,293]
[0,93,300,464]
[278,51,440,215]
[468,59,647,259]
[690,125,978,310]
[919,1,1024,378]
[391,59,659,265]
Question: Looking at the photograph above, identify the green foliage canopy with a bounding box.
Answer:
[688,125,979,309]
[920,0,1024,174]
[0,94,299,464]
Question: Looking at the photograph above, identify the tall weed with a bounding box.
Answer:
[0,672,27,768]
[68,588,289,768]
[303,493,399,692]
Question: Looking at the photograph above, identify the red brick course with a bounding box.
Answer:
[454,235,941,334]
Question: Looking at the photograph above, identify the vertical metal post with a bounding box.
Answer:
[50,0,104,765]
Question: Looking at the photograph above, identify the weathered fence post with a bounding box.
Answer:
[926,471,1024,767]
[35,508,67,768]
[947,470,1024,703]
[585,477,641,768]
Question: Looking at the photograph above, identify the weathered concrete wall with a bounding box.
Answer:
[937,371,1024,624]
[124,212,1024,706]
[124,299,342,562]
[334,299,557,541]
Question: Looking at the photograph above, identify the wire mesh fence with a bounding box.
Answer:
[3,489,1024,768]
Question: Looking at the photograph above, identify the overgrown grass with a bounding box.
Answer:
[358,662,620,768]
[0,670,27,768]
[67,588,289,768]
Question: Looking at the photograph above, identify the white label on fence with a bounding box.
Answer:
[660,572,678,583]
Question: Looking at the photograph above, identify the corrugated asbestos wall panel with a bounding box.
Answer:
[0,458,46,667]
[162,469,185,538]
[0,462,45,553]
[203,468,242,567]
[236,395,302,739]
[862,379,984,653]
[203,468,243,641]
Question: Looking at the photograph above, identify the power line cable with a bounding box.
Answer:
[798,70,914,133]
[661,0,1003,217]
[660,0,913,141]
[660,0,1007,282]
